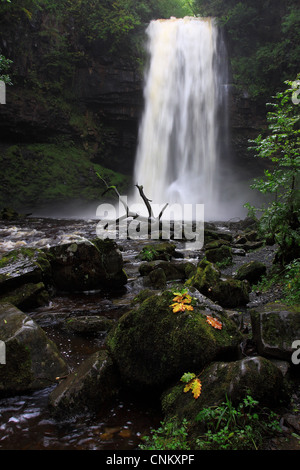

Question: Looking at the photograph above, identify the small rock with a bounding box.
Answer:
[250,302,300,361]
[63,315,114,336]
[49,350,119,418]
[0,302,68,396]
[235,260,267,284]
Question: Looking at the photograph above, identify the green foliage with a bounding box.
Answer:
[155,0,195,18]
[253,259,300,306]
[139,418,191,450]
[64,0,195,57]
[0,54,12,84]
[195,395,281,450]
[282,259,300,305]
[180,372,196,383]
[245,77,300,265]
[194,0,300,99]
[139,247,159,261]
[139,395,281,451]
[0,140,130,209]
[215,257,233,269]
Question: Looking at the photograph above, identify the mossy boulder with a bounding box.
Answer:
[137,242,178,261]
[0,281,49,310]
[205,244,233,264]
[139,260,197,286]
[148,267,167,288]
[106,290,242,392]
[49,239,127,292]
[185,259,250,308]
[235,260,267,284]
[63,315,114,336]
[250,302,300,361]
[209,278,250,308]
[185,258,220,297]
[49,350,119,418]
[0,247,51,309]
[161,356,288,438]
[204,228,233,244]
[0,302,69,396]
[0,247,51,287]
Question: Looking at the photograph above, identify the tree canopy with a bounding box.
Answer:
[195,0,300,99]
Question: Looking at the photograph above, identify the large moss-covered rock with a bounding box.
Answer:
[185,259,250,308]
[250,302,300,361]
[0,302,68,396]
[209,278,250,308]
[205,244,232,264]
[49,239,127,292]
[235,260,267,284]
[49,350,119,418]
[106,290,242,392]
[185,258,220,297]
[161,356,288,436]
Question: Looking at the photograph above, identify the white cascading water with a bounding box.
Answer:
[133,17,230,220]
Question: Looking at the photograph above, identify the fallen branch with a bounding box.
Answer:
[96,174,169,231]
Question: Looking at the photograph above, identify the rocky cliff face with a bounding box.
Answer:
[0,8,267,211]
[0,45,144,173]
[0,9,146,210]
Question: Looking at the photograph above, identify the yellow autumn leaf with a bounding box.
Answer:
[172,295,185,302]
[170,302,186,312]
[184,304,194,311]
[170,302,194,313]
[172,294,192,303]
[184,378,202,399]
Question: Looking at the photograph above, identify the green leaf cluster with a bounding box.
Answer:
[139,418,191,450]
[195,395,281,450]
[0,54,12,84]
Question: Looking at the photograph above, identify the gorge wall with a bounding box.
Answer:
[0,6,145,213]
[1,2,297,214]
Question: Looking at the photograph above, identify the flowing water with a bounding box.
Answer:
[0,217,163,450]
[133,17,231,220]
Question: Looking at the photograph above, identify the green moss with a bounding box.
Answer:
[0,247,50,272]
[106,289,242,391]
[0,141,130,209]
[205,245,233,264]
[185,258,220,295]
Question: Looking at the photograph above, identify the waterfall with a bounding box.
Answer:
[133,17,230,220]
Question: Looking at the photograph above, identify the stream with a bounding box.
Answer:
[0,214,205,450]
[0,216,169,450]
[0,215,295,451]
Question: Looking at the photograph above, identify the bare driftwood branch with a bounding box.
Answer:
[135,184,153,218]
[96,173,169,232]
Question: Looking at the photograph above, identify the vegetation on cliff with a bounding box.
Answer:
[1,0,299,209]
[246,78,300,264]
[195,0,300,100]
